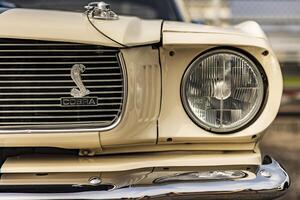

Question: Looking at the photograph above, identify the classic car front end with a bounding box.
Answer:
[0,2,290,199]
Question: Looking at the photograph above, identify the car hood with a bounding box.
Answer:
[0,8,162,47]
[0,8,266,48]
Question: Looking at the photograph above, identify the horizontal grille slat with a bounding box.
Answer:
[0,109,121,113]
[0,121,113,127]
[0,41,115,47]
[0,115,117,119]
[0,39,124,131]
[0,103,122,107]
[0,49,119,52]
[0,73,121,77]
[0,97,123,102]
[0,91,123,95]
[0,43,86,46]
[0,55,116,59]
[0,67,120,71]
[0,61,119,65]
[0,85,123,89]
[0,79,122,83]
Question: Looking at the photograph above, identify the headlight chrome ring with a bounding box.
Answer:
[181,49,267,133]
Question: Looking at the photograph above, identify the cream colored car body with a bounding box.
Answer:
[0,9,281,153]
[0,7,288,199]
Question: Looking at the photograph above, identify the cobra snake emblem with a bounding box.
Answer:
[70,64,90,97]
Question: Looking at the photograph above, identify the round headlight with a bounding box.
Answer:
[181,49,265,133]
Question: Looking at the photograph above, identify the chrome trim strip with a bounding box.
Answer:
[0,52,127,134]
[0,157,290,200]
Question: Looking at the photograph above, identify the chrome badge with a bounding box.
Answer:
[85,2,119,20]
[70,64,90,98]
[61,64,98,107]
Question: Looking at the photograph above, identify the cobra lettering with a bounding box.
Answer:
[61,97,98,107]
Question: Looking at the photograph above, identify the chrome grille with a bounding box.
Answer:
[0,38,124,132]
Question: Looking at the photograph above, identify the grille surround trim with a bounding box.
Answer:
[0,40,127,134]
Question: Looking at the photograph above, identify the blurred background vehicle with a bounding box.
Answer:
[0,0,298,199]
[0,0,16,8]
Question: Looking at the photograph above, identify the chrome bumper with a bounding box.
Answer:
[0,156,290,200]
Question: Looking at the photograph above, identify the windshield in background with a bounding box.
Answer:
[1,0,183,21]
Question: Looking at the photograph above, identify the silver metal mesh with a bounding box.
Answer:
[0,39,124,131]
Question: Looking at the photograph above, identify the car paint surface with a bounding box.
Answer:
[0,8,282,166]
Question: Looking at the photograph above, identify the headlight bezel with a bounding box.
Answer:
[180,48,268,134]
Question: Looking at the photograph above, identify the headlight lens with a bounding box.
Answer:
[181,49,265,133]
